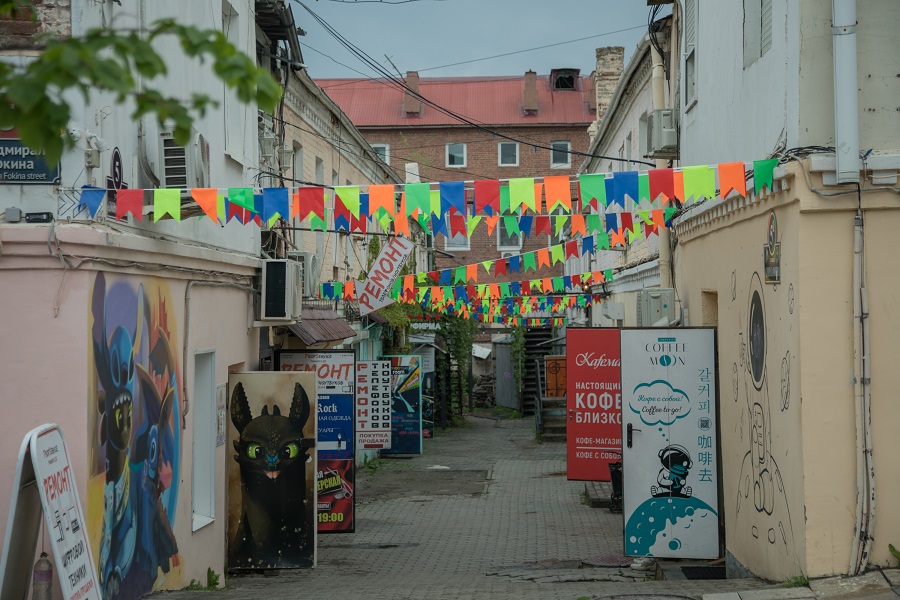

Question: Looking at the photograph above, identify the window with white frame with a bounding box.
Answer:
[446,143,466,168]
[743,0,772,67]
[444,204,470,250]
[551,141,571,168]
[315,157,324,185]
[192,351,216,531]
[293,143,304,180]
[371,143,390,164]
[497,218,523,250]
[498,142,519,166]
[684,0,698,110]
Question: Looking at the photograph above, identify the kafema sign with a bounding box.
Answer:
[357,236,414,315]
[565,329,622,481]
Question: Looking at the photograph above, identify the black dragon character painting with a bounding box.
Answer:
[229,381,316,569]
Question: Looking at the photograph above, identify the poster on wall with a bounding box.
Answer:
[277,350,356,533]
[380,355,423,455]
[565,329,621,481]
[621,328,720,559]
[87,272,184,598]
[356,361,392,449]
[226,372,317,569]
[418,345,436,438]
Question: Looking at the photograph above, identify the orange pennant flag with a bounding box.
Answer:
[394,194,410,236]
[466,263,478,282]
[485,215,500,236]
[543,176,572,213]
[542,278,553,293]
[537,248,550,268]
[718,162,747,198]
[610,228,627,247]
[292,191,300,219]
[571,214,586,236]
[343,280,355,300]
[192,188,219,222]
[489,284,500,299]
[652,209,665,228]
[369,184,396,217]
[432,287,443,302]
[403,275,415,293]
[533,183,543,213]
[673,170,685,204]
[593,270,605,283]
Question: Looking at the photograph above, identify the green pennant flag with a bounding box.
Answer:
[665,207,678,222]
[454,267,466,284]
[499,185,510,214]
[477,284,488,297]
[509,178,535,213]
[628,226,643,244]
[467,216,482,237]
[551,244,565,264]
[552,277,564,293]
[333,282,344,298]
[500,282,511,298]
[336,186,360,218]
[310,211,327,231]
[682,165,716,203]
[637,210,652,225]
[530,280,540,292]
[417,288,427,302]
[482,260,494,274]
[227,187,255,212]
[416,211,432,234]
[154,189,181,222]
[378,212,394,232]
[753,158,779,193]
[405,182,430,216]
[639,173,650,204]
[586,214,603,234]
[217,193,226,220]
[597,232,610,249]
[430,189,441,216]
[579,173,607,207]
[417,272,427,284]
[392,277,403,298]
[502,215,520,237]
[443,286,452,298]
[605,269,614,282]
[555,216,567,236]
[523,252,537,271]
[577,296,586,307]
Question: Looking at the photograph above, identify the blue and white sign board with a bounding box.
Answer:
[621,329,720,559]
[0,424,101,600]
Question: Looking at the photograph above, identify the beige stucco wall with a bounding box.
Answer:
[674,178,805,581]
[674,162,900,580]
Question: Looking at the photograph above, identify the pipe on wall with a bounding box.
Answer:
[832,0,860,183]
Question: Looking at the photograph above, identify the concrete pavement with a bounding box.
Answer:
[153,415,897,600]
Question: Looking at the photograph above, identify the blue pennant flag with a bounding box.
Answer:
[262,187,290,222]
[519,215,533,238]
[613,171,639,208]
[511,281,521,295]
[439,270,452,286]
[431,213,449,237]
[360,193,369,220]
[582,236,594,255]
[440,181,466,216]
[605,177,617,208]
[79,185,106,218]
[606,213,619,232]
[508,255,521,273]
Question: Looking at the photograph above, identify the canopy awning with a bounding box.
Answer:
[287,308,356,347]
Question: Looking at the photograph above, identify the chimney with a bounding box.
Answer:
[588,71,597,112]
[594,47,624,119]
[404,71,421,115]
[523,70,538,114]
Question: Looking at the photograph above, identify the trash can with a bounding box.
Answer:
[608,461,623,514]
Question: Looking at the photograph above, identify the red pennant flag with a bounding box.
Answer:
[116,189,144,221]
[297,187,325,220]
[428,270,441,283]
[467,284,477,298]
[535,216,551,236]
[449,213,466,237]
[494,259,507,277]
[621,212,634,232]
[649,168,675,204]
[474,180,500,215]
[565,241,578,259]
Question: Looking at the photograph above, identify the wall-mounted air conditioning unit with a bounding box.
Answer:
[636,288,676,327]
[260,259,303,321]
[287,251,320,298]
[646,109,678,159]
[158,130,210,191]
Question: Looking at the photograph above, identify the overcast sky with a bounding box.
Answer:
[293,0,660,80]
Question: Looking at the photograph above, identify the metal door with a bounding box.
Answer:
[494,342,518,411]
[621,328,719,559]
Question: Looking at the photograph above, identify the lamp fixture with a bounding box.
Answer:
[259,131,277,161]
[278,144,294,173]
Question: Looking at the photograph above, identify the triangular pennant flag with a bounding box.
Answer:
[485,215,500,236]
[535,215,551,237]
[467,215,482,237]
[297,187,325,220]
[639,173,651,204]
[474,179,500,216]
[378,212,393,231]
[753,159,778,193]
[262,187,290,222]
[466,263,478,282]
[499,185,510,214]
[554,216,567,236]
[154,188,181,222]
[79,186,106,218]
[551,244,565,264]
[610,228,627,247]
[481,260,495,275]
[509,177,535,213]
[613,171,639,207]
[579,173,607,208]
[571,214,586,236]
[649,168,675,204]
[405,183,430,216]
[544,175,572,213]
[586,214,603,234]
[191,188,218,222]
[582,236,594,255]
[369,184,395,217]
[494,259,507,277]
[440,181,466,216]
[523,252,536,271]
[116,188,144,222]
[394,194,410,236]
[335,186,360,218]
[537,248,550,268]
[682,165,716,203]
[228,188,255,212]
[718,162,747,198]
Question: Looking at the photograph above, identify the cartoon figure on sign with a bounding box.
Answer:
[651,445,693,498]
[230,382,315,568]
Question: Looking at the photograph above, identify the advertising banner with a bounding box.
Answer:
[226,372,317,569]
[277,350,356,533]
[380,355,423,455]
[357,236,414,315]
[566,329,622,481]
[418,345,436,438]
[356,361,392,449]
[621,328,719,559]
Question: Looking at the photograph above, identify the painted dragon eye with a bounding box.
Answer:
[246,443,261,460]
[282,443,300,459]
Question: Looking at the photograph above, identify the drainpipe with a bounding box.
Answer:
[650,44,672,289]
[137,0,160,188]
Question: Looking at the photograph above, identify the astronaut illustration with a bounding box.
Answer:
[651,444,693,498]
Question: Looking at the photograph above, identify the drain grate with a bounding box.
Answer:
[680,566,726,580]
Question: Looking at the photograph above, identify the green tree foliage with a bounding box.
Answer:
[0,0,281,164]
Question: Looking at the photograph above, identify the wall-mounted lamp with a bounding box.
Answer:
[278,144,294,173]
[259,131,277,162]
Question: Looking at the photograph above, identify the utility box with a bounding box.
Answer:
[636,288,676,326]
[646,109,678,159]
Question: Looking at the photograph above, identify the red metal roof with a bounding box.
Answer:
[316,75,595,128]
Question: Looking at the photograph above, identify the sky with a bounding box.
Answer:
[291,0,660,81]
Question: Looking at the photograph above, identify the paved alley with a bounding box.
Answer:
[154,415,778,600]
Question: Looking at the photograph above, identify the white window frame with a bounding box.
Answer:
[497,218,524,251]
[192,350,216,531]
[444,210,470,251]
[684,0,698,111]
[371,143,390,164]
[446,142,467,168]
[550,141,571,169]
[498,142,519,167]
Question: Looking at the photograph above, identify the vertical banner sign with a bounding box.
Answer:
[0,425,101,600]
[357,236,414,315]
[621,329,719,559]
[380,355,423,454]
[566,329,622,481]
[277,351,357,533]
[356,361,392,449]
[226,372,318,570]
[418,345,436,438]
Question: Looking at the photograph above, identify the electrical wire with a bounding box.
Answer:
[295,1,655,167]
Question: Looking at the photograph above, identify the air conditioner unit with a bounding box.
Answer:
[261,259,303,321]
[158,130,211,191]
[501,252,515,259]
[646,109,678,159]
[286,251,319,298]
[636,288,676,327]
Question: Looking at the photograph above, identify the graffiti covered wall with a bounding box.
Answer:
[674,195,805,580]
[87,272,184,598]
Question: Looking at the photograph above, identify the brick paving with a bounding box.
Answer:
[154,415,779,600]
